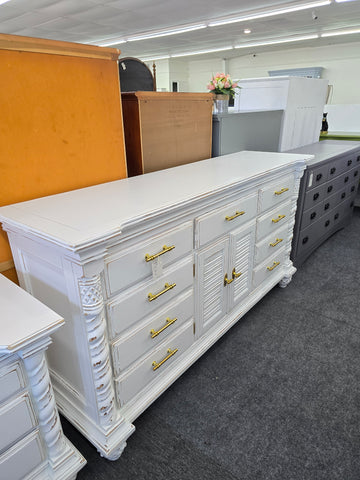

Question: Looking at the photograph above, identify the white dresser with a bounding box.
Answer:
[0,274,85,479]
[0,151,310,460]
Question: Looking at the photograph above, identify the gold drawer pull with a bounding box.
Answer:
[150,317,177,338]
[232,268,242,279]
[224,273,234,286]
[267,261,280,271]
[225,211,245,221]
[274,187,289,195]
[152,348,178,371]
[147,282,176,302]
[272,214,286,224]
[145,245,175,262]
[269,238,283,247]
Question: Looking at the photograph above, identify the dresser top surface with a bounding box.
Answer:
[0,151,309,251]
[0,274,63,353]
[286,140,360,166]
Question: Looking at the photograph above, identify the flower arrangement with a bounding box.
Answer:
[207,73,238,97]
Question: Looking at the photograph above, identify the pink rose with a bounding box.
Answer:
[224,82,230,88]
[208,84,215,90]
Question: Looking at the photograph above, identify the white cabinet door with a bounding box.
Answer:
[196,238,228,336]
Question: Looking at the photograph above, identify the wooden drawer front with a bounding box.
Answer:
[303,183,327,211]
[259,175,294,212]
[0,431,44,480]
[115,320,194,406]
[253,248,287,290]
[256,201,292,242]
[0,362,25,404]
[300,202,324,230]
[255,224,289,266]
[105,222,193,296]
[305,165,328,190]
[0,393,37,452]
[195,193,257,247]
[111,291,193,374]
[107,258,193,339]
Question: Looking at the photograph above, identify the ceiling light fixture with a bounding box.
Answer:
[171,46,234,58]
[140,55,171,61]
[235,34,319,48]
[96,39,127,47]
[244,29,252,34]
[0,0,12,4]
[127,24,206,42]
[208,0,331,27]
[321,28,360,36]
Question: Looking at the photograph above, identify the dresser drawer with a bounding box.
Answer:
[107,258,193,339]
[258,175,294,212]
[195,192,257,247]
[105,222,193,296]
[303,183,327,211]
[256,201,292,241]
[300,202,324,230]
[306,165,328,190]
[0,430,44,480]
[255,223,289,266]
[111,291,193,374]
[115,320,194,406]
[0,393,37,452]
[253,248,287,290]
[0,362,25,404]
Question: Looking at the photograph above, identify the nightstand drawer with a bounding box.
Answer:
[195,193,257,247]
[107,258,193,339]
[105,222,193,296]
[0,362,25,404]
[115,320,194,406]
[255,224,289,266]
[253,248,287,290]
[111,291,193,374]
[256,201,292,241]
[0,393,36,452]
[259,175,294,212]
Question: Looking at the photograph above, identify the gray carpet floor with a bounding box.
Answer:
[62,207,360,480]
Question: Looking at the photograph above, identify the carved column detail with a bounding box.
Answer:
[79,274,116,428]
[23,351,66,462]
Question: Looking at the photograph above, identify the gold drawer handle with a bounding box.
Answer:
[145,245,175,262]
[267,261,280,271]
[269,238,283,247]
[152,348,178,371]
[147,282,176,302]
[232,268,242,279]
[224,273,234,286]
[272,214,286,224]
[150,317,177,338]
[274,187,289,195]
[225,211,245,221]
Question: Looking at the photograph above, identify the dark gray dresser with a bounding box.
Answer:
[287,140,360,266]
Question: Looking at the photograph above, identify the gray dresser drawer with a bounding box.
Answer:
[300,202,324,230]
[303,183,327,211]
[306,164,328,190]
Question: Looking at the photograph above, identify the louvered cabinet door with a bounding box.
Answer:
[196,238,228,337]
[227,223,256,312]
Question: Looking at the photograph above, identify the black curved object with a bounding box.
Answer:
[118,57,155,92]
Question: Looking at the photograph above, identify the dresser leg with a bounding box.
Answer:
[99,440,128,461]
[278,264,296,288]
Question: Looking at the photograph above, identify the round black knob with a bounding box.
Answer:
[310,212,316,219]
[327,185,333,193]
[313,192,320,201]
[348,159,353,166]
[341,192,346,199]
[334,213,339,220]
[344,176,349,183]
[350,201,355,208]
[354,170,358,177]
[325,220,330,227]
[316,173,322,182]
[324,203,330,210]
[330,167,336,175]
[351,186,355,192]
[302,236,309,244]
[357,155,360,162]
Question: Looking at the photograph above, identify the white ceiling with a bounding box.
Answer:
[1,0,360,60]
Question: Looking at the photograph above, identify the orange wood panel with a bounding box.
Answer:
[0,34,128,280]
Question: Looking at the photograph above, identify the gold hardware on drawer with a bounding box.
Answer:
[225,211,245,221]
[150,317,177,338]
[272,214,286,224]
[232,268,242,279]
[145,245,175,262]
[274,188,289,195]
[267,261,280,271]
[152,348,178,371]
[269,238,283,247]
[148,282,176,302]
[224,273,234,286]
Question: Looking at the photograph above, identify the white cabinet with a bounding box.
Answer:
[0,151,310,461]
[0,274,85,480]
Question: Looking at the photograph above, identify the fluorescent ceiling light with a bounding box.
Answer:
[0,0,12,4]
[171,46,234,58]
[209,0,331,27]
[335,0,356,2]
[128,24,206,42]
[235,34,319,48]
[140,55,171,61]
[321,28,360,37]
[97,39,127,47]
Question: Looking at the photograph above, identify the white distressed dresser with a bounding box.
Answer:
[0,151,310,460]
[0,274,85,479]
